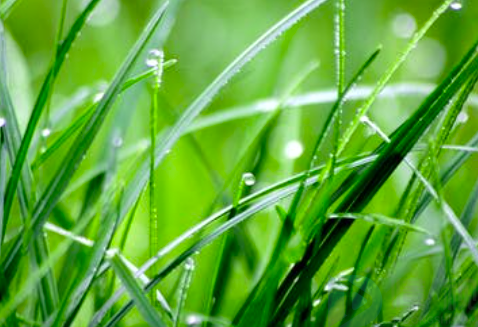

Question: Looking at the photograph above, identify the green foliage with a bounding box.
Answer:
[1,0,478,326]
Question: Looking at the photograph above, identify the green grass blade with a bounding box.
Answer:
[269,40,478,325]
[0,0,23,19]
[89,155,376,326]
[109,252,167,327]
[1,0,173,282]
[119,0,331,231]
[2,0,102,238]
[337,0,457,156]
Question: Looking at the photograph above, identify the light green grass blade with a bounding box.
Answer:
[0,0,23,19]
[90,155,376,327]
[2,0,102,239]
[328,213,429,234]
[118,0,331,232]
[337,0,457,156]
[1,0,172,283]
[110,252,167,327]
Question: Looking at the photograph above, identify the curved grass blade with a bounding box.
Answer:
[269,40,478,325]
[89,155,376,327]
[328,213,429,234]
[2,0,102,238]
[0,0,23,19]
[337,0,458,156]
[188,83,478,133]
[1,0,174,293]
[119,0,331,231]
[109,252,167,327]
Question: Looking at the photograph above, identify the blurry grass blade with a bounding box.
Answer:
[32,63,176,170]
[0,127,6,252]
[0,0,23,19]
[189,83,478,132]
[2,0,102,238]
[335,0,346,94]
[337,0,457,155]
[174,259,195,327]
[110,252,167,327]
[121,0,330,228]
[328,213,429,234]
[90,155,376,326]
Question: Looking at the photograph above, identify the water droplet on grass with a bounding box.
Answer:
[284,140,304,159]
[186,314,202,326]
[41,128,52,138]
[112,136,123,148]
[450,1,463,10]
[94,92,104,103]
[185,258,195,271]
[0,117,6,127]
[424,238,436,246]
[242,172,256,186]
[146,49,164,68]
[457,111,469,124]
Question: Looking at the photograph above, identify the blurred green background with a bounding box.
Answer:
[3,0,478,325]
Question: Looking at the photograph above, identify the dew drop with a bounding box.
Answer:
[94,92,104,103]
[185,258,195,271]
[284,140,304,159]
[0,117,6,127]
[41,128,52,138]
[186,314,202,326]
[424,238,436,246]
[450,1,463,10]
[242,172,256,186]
[457,111,469,124]
[112,136,123,148]
[146,49,164,68]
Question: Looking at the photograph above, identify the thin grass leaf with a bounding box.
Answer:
[269,39,478,325]
[1,0,175,284]
[174,259,195,327]
[90,155,376,327]
[0,0,23,19]
[118,0,331,235]
[109,252,167,327]
[328,213,429,234]
[337,0,457,156]
[2,0,102,239]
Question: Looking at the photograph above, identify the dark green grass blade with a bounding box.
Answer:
[269,40,478,325]
[232,48,380,326]
[2,0,102,239]
[89,155,376,327]
[110,253,167,327]
[0,20,60,320]
[376,72,478,285]
[1,0,172,286]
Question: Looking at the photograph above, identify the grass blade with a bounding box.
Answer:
[109,252,167,327]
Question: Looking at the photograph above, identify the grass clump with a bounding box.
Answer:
[1,0,478,326]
